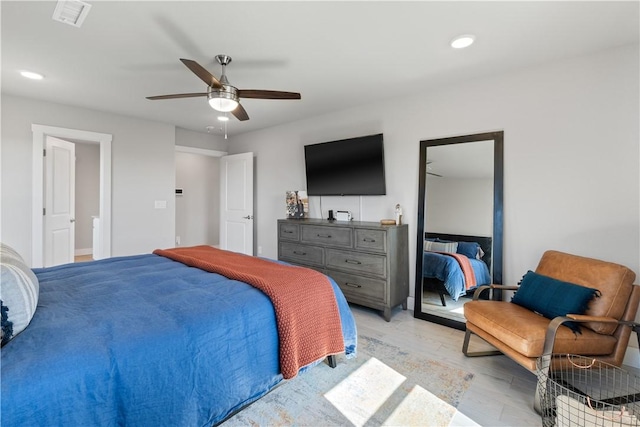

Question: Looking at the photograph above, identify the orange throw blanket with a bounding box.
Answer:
[436,251,477,290]
[153,245,345,379]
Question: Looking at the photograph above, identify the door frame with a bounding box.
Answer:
[31,124,112,268]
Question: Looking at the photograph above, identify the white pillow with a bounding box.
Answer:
[424,240,458,253]
[1,243,39,345]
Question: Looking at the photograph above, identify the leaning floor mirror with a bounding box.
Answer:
[414,131,504,330]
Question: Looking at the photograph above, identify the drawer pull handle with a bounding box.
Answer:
[317,234,332,238]
[293,251,307,255]
[363,238,376,242]
[345,259,362,265]
[283,230,293,234]
[345,282,362,288]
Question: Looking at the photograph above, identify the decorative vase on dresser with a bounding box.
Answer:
[277,218,409,321]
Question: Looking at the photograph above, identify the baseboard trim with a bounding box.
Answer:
[75,248,92,256]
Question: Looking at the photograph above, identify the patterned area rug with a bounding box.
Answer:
[222,335,475,426]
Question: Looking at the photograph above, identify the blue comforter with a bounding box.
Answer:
[422,252,491,301]
[1,254,357,426]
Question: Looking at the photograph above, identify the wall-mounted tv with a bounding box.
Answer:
[304,133,386,196]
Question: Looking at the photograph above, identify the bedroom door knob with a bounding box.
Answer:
[70,218,76,223]
[242,215,253,220]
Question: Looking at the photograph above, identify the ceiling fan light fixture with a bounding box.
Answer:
[208,97,238,112]
[217,115,229,122]
[208,89,239,112]
[451,34,475,49]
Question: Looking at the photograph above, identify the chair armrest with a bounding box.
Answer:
[566,314,618,323]
[542,315,628,355]
[472,284,519,300]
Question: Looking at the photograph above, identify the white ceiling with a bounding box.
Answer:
[2,1,638,137]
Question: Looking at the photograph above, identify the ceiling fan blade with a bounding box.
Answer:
[238,89,301,100]
[146,93,208,100]
[231,103,250,121]
[180,58,223,89]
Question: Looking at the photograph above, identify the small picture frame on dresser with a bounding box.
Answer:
[285,190,308,218]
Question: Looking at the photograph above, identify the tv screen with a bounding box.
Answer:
[304,133,386,196]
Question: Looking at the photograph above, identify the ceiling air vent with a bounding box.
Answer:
[52,0,92,28]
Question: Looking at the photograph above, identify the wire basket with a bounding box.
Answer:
[537,354,640,426]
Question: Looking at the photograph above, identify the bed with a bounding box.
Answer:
[1,245,357,426]
[422,232,492,304]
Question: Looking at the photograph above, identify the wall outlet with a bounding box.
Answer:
[175,236,181,246]
[258,246,262,255]
[154,200,167,209]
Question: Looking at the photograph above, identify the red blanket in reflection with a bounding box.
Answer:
[435,251,477,290]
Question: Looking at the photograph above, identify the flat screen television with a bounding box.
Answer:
[304,133,386,196]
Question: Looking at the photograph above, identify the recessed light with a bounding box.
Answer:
[451,35,475,49]
[20,70,44,80]
[217,116,229,122]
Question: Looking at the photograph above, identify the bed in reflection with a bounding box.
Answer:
[422,232,492,306]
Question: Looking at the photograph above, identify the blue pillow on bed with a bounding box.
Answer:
[456,241,482,259]
[511,270,599,333]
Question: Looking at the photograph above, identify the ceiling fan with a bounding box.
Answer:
[146,55,301,121]
[426,161,442,177]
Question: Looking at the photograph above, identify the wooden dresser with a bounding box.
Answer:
[277,218,409,321]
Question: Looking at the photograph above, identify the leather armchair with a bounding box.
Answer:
[462,250,640,372]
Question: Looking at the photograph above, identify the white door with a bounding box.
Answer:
[220,152,253,255]
[44,136,76,267]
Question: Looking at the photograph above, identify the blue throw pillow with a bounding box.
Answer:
[511,270,600,333]
[457,241,481,259]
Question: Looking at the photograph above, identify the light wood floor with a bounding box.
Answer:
[351,303,542,426]
[74,254,93,263]
[421,289,469,323]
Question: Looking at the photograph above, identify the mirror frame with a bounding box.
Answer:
[413,131,504,330]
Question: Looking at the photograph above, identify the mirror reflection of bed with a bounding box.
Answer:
[414,132,503,330]
[421,232,492,323]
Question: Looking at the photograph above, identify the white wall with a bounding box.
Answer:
[426,177,493,236]
[175,127,228,152]
[1,95,177,263]
[74,142,100,253]
[228,44,639,299]
[175,152,220,247]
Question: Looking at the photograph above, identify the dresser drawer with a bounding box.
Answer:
[355,229,387,253]
[328,270,386,305]
[279,242,323,267]
[301,225,352,248]
[325,249,386,278]
[278,222,300,241]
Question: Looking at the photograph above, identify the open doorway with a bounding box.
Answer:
[31,124,112,268]
[74,142,100,262]
[175,146,224,248]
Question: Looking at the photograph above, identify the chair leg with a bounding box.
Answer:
[462,328,503,357]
